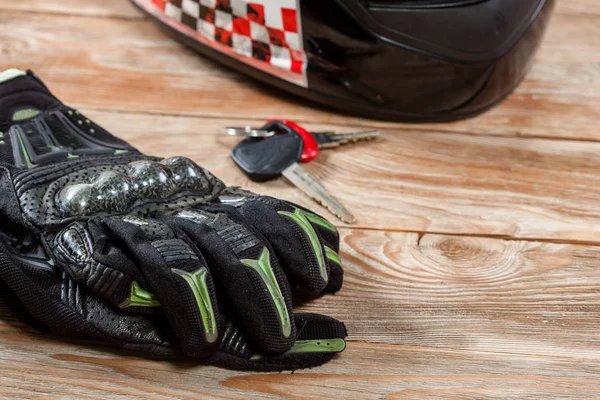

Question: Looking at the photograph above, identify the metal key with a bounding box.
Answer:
[265,120,379,163]
[224,126,275,137]
[312,130,380,149]
[231,131,355,224]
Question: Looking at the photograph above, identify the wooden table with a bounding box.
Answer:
[1,1,599,398]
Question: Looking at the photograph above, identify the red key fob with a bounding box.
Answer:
[266,119,319,163]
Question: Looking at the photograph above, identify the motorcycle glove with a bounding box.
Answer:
[0,69,346,371]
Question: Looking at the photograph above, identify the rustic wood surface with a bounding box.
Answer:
[0,1,599,398]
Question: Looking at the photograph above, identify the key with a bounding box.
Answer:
[311,130,380,149]
[265,120,379,163]
[231,131,356,224]
[224,126,275,137]
[282,163,355,224]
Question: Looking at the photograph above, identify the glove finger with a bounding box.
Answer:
[53,219,162,313]
[286,202,341,251]
[60,216,222,357]
[204,197,343,297]
[0,235,183,355]
[321,253,344,296]
[219,189,341,251]
[281,312,347,367]
[207,312,347,371]
[170,210,297,354]
[278,202,344,296]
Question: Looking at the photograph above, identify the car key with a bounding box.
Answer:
[231,128,356,224]
[265,120,379,163]
[225,120,379,162]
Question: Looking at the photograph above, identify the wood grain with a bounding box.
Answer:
[0,0,599,398]
[0,4,598,140]
[1,230,600,399]
[0,0,142,18]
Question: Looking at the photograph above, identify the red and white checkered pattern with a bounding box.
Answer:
[151,0,306,78]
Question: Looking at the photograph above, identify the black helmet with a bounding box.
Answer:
[133,0,555,121]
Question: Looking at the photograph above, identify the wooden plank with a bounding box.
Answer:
[1,230,599,399]
[0,8,598,141]
[0,0,142,18]
[0,1,598,399]
[0,341,599,399]
[66,109,600,242]
[316,231,600,354]
[558,0,600,17]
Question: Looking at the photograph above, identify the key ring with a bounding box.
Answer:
[224,126,275,138]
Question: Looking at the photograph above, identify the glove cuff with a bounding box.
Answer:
[0,70,135,172]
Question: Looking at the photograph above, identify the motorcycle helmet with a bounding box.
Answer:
[132,0,555,121]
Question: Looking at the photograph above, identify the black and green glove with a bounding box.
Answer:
[0,69,346,371]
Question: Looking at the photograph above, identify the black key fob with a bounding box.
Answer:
[231,123,304,182]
